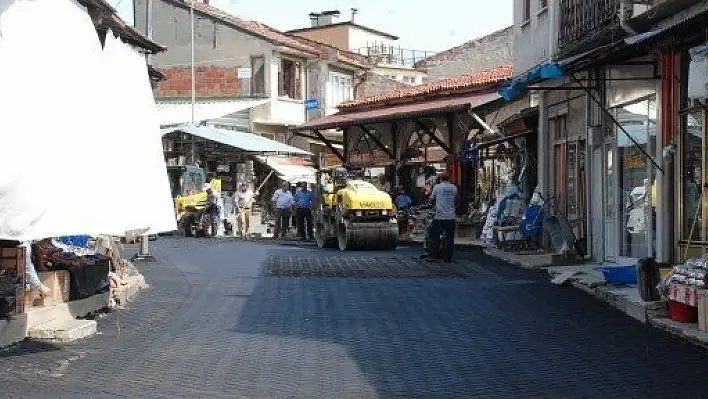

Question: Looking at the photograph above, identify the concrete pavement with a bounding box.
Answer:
[0,238,707,398]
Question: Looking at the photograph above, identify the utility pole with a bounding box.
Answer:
[133,0,157,263]
[190,0,197,164]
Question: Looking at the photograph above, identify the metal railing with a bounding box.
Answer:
[558,0,620,48]
[352,44,436,68]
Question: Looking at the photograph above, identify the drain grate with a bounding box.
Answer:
[263,255,494,278]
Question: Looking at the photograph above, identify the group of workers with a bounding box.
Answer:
[201,168,458,262]
[271,182,315,241]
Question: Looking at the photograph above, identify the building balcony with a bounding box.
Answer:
[558,0,620,49]
[558,0,659,50]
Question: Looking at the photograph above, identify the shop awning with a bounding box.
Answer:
[497,44,615,102]
[255,156,317,184]
[156,98,269,127]
[292,92,501,132]
[498,63,564,102]
[162,124,311,155]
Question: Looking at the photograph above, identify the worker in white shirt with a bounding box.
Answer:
[271,183,294,238]
[234,183,256,239]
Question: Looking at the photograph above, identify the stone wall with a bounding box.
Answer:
[355,71,410,100]
[416,26,513,82]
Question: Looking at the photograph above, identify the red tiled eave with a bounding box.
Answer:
[339,65,512,110]
[292,91,501,132]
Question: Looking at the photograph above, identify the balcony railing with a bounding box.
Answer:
[558,0,620,48]
[351,45,435,68]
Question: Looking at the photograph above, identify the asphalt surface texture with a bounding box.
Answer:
[1,237,708,398]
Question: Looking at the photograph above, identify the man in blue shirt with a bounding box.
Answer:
[294,181,314,241]
[395,188,412,210]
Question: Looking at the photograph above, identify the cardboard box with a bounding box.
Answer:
[26,271,70,307]
[699,290,708,333]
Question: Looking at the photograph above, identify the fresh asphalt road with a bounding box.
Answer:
[1,237,708,398]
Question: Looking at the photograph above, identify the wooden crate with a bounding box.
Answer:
[0,246,26,316]
[0,247,25,271]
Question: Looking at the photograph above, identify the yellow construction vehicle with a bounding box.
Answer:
[313,166,398,251]
[167,165,222,237]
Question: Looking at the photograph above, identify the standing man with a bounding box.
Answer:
[271,183,294,238]
[205,187,220,238]
[234,183,255,239]
[294,181,314,241]
[427,172,458,263]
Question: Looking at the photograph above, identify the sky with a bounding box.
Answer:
[109,0,512,52]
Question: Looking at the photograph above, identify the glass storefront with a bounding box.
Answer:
[613,96,657,258]
[681,109,704,240]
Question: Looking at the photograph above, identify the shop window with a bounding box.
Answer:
[250,56,266,96]
[614,96,657,258]
[681,109,704,240]
[278,58,302,100]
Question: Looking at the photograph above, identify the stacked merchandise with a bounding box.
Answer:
[34,237,111,301]
[0,242,25,317]
[659,258,707,323]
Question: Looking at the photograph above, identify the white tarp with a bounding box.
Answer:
[102,32,177,235]
[0,0,176,239]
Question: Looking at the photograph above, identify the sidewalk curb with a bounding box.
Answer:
[649,317,708,350]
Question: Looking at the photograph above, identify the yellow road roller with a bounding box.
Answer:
[313,166,398,251]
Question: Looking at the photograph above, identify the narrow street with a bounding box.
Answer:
[0,238,706,398]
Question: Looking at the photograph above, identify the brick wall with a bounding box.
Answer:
[355,71,410,100]
[153,66,241,98]
[416,26,513,82]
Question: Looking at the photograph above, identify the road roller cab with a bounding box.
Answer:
[313,168,398,251]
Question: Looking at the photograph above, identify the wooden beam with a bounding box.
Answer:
[412,118,450,153]
[292,131,344,145]
[359,125,394,159]
[446,113,455,155]
[312,129,345,163]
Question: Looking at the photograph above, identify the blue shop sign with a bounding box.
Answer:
[304,99,319,110]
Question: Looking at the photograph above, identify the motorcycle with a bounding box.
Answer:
[414,203,447,260]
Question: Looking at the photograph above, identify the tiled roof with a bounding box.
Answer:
[285,34,370,66]
[178,0,320,55]
[339,65,513,110]
[174,1,369,66]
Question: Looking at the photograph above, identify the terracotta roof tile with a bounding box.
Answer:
[184,1,320,55]
[285,34,371,66]
[339,65,513,110]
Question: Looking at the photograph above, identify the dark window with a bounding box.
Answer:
[540,0,547,10]
[250,56,266,96]
[278,59,302,99]
[523,0,531,21]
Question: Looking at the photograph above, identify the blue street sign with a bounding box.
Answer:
[304,99,319,110]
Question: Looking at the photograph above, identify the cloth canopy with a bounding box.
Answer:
[0,0,176,239]
[255,156,317,184]
[162,124,311,155]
